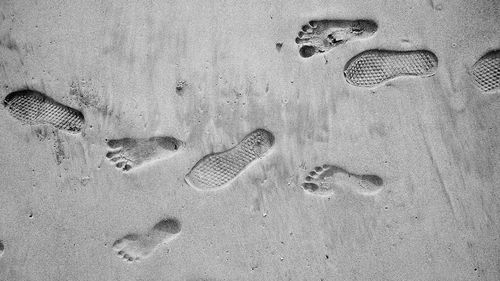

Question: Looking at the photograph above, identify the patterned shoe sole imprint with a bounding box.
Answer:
[471,50,499,92]
[3,90,84,133]
[344,50,438,87]
[185,129,274,190]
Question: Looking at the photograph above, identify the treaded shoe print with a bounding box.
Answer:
[3,89,84,133]
[185,129,274,190]
[471,50,499,92]
[344,50,438,87]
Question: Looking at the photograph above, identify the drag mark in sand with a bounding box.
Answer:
[344,49,438,87]
[295,19,377,58]
[105,136,183,172]
[185,129,274,191]
[3,89,84,133]
[113,218,181,262]
[302,164,383,197]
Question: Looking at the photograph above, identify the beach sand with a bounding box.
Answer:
[0,0,499,280]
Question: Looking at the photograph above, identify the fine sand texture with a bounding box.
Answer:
[0,0,499,280]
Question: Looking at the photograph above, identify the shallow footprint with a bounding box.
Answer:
[471,50,499,93]
[185,129,274,191]
[105,136,183,172]
[3,89,84,133]
[301,164,383,197]
[344,49,438,87]
[295,19,377,58]
[112,218,181,263]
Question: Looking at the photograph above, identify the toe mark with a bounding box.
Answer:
[106,151,118,159]
[107,139,123,149]
[302,182,319,192]
[299,45,316,58]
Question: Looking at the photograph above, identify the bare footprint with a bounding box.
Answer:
[3,89,84,133]
[0,240,4,258]
[301,164,383,197]
[105,136,183,172]
[112,218,181,262]
[295,19,377,58]
[185,129,274,190]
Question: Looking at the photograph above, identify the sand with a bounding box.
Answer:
[0,0,499,280]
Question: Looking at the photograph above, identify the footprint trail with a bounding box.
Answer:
[344,49,438,87]
[113,218,181,262]
[471,50,499,93]
[105,136,183,172]
[185,129,274,190]
[3,90,84,133]
[302,164,383,197]
[295,19,377,58]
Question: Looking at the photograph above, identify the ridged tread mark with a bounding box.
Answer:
[344,49,438,87]
[3,90,84,133]
[185,129,274,190]
[471,50,500,92]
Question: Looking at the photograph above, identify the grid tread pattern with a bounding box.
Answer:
[472,50,500,92]
[344,50,438,87]
[4,90,84,133]
[186,129,274,189]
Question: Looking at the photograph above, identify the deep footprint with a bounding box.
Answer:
[185,129,274,190]
[0,240,4,258]
[301,164,383,197]
[344,49,438,87]
[3,89,84,133]
[471,50,499,92]
[112,218,181,262]
[105,136,183,172]
[295,19,377,58]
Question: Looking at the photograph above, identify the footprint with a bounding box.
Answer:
[185,129,274,190]
[0,240,4,258]
[295,19,377,58]
[301,164,383,197]
[3,89,84,133]
[105,136,183,172]
[471,50,499,93]
[112,218,181,262]
[344,49,438,87]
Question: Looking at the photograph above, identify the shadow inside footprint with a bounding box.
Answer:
[0,240,4,258]
[299,45,318,58]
